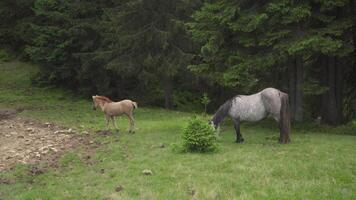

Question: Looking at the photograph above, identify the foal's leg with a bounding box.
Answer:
[126,113,135,133]
[111,116,119,131]
[105,115,110,130]
[233,118,244,143]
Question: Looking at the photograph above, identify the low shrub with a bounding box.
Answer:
[0,49,14,62]
[181,116,218,153]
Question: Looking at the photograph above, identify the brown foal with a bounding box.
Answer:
[92,95,137,132]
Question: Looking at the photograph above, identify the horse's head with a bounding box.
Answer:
[209,99,231,130]
[92,96,98,110]
[209,119,218,130]
[92,95,112,110]
[209,119,221,136]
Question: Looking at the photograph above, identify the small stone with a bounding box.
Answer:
[50,147,58,152]
[142,169,153,175]
[29,166,44,176]
[45,122,52,128]
[54,129,73,134]
[81,131,89,135]
[14,153,22,158]
[159,143,165,148]
[89,141,94,144]
[0,178,12,185]
[26,128,35,132]
[18,135,25,139]
[189,188,196,197]
[5,134,11,137]
[115,185,123,192]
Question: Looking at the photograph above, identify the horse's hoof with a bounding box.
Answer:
[236,138,244,143]
[278,138,290,144]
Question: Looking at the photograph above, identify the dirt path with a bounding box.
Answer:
[0,109,93,171]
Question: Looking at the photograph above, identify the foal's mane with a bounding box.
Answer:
[95,96,113,103]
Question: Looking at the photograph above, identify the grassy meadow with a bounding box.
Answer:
[0,61,355,199]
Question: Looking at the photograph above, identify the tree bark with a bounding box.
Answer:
[295,56,303,121]
[320,55,328,119]
[327,57,337,122]
[289,56,303,121]
[321,56,344,124]
[288,59,296,120]
[335,58,343,122]
[163,76,173,109]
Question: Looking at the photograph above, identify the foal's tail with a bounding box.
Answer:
[280,93,291,144]
[132,101,138,109]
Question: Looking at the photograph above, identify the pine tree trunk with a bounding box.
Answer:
[163,76,173,109]
[321,56,344,124]
[328,57,337,123]
[288,59,296,120]
[320,55,328,119]
[295,56,303,121]
[336,58,343,122]
[288,56,303,121]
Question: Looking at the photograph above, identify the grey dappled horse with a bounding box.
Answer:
[210,88,291,144]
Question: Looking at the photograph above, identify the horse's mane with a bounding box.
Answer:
[211,99,232,126]
[95,96,113,103]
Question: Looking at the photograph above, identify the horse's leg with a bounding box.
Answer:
[270,113,284,143]
[276,116,284,143]
[233,118,244,143]
[126,112,135,133]
[278,116,290,144]
[271,114,286,143]
[111,116,119,131]
[105,115,110,130]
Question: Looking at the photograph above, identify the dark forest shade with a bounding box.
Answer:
[0,0,355,124]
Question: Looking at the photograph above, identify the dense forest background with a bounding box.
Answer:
[0,0,355,125]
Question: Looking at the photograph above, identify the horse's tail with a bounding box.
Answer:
[280,92,291,144]
[132,101,138,109]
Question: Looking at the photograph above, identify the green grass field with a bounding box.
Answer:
[0,61,355,199]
